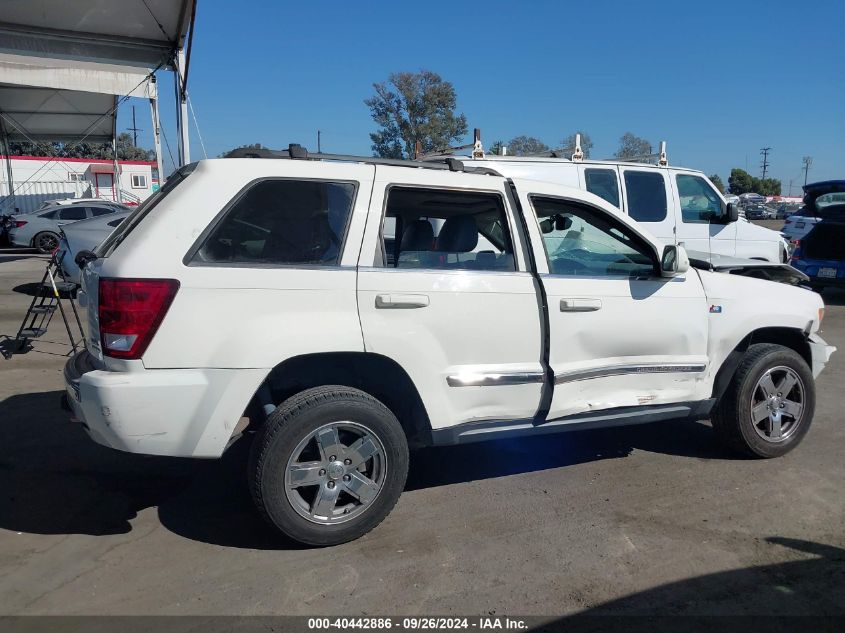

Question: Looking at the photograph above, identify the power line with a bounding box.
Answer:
[127,106,143,146]
[802,156,813,186]
[760,147,771,181]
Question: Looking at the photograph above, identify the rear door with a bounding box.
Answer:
[515,185,709,421]
[669,171,736,256]
[357,167,544,430]
[619,168,675,245]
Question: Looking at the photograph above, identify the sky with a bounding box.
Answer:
[119,0,845,192]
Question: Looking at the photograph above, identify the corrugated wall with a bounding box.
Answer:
[0,181,90,214]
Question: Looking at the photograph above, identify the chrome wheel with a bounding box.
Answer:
[285,421,387,525]
[34,232,59,253]
[750,366,805,442]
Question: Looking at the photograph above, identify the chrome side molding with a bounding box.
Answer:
[555,363,706,385]
[447,371,545,387]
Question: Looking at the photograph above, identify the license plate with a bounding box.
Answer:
[796,222,805,228]
[819,267,837,278]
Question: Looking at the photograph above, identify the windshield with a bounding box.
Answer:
[95,163,196,257]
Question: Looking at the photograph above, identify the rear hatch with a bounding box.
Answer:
[803,221,845,261]
[81,164,196,362]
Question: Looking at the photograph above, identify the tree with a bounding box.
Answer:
[756,177,782,196]
[218,143,267,158]
[709,174,725,194]
[9,134,153,161]
[365,70,468,159]
[488,140,506,156]
[614,132,652,160]
[506,136,549,156]
[561,131,593,158]
[728,168,755,194]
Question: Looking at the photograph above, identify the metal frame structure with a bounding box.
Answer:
[0,0,196,213]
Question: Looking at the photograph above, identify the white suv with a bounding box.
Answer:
[64,150,835,546]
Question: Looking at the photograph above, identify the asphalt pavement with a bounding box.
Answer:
[0,249,842,618]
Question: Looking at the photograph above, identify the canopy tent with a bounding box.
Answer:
[0,0,196,213]
[0,53,156,143]
[0,0,194,69]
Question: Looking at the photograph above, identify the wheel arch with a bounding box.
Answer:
[712,327,812,401]
[254,352,432,447]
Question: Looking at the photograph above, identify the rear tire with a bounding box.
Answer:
[249,385,409,546]
[33,231,59,254]
[712,343,815,458]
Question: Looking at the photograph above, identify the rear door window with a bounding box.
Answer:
[90,206,115,217]
[584,168,620,208]
[57,206,87,221]
[191,179,356,266]
[380,186,515,271]
[623,171,668,222]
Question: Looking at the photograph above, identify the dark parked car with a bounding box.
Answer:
[790,218,845,290]
[745,205,773,220]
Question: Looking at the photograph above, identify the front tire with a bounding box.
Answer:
[712,343,815,458]
[249,386,409,546]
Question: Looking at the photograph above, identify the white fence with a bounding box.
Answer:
[0,180,91,214]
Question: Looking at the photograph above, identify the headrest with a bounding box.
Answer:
[436,215,478,252]
[400,220,435,251]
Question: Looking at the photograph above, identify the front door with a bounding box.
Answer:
[669,171,737,257]
[357,168,544,430]
[95,173,115,200]
[518,191,709,421]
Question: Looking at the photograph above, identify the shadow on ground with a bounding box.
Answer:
[535,538,845,630]
[820,288,845,307]
[0,390,744,552]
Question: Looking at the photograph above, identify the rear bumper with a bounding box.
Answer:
[808,333,836,379]
[63,350,266,458]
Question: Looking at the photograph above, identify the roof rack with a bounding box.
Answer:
[223,144,502,176]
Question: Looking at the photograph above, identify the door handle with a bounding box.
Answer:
[375,293,430,309]
[560,298,602,312]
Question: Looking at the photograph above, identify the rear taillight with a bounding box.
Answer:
[789,239,801,262]
[99,278,179,359]
[14,220,27,228]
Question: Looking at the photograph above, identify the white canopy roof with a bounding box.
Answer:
[0,54,157,143]
[0,0,195,69]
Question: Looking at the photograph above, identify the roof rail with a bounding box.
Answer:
[223,144,503,176]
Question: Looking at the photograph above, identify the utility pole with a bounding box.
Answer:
[788,179,793,197]
[127,106,142,146]
[760,147,771,182]
[317,130,321,153]
[802,156,813,186]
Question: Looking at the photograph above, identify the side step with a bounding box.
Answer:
[29,305,57,314]
[19,327,47,338]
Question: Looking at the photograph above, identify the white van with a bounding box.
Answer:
[451,155,789,263]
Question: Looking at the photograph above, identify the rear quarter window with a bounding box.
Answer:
[189,179,356,266]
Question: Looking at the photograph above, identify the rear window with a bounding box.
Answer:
[57,206,87,220]
[96,163,195,257]
[584,168,620,208]
[190,179,356,266]
[623,171,668,222]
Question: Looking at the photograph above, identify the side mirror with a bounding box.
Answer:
[661,244,690,277]
[724,202,739,223]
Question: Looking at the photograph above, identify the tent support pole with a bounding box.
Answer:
[111,98,122,203]
[149,91,164,185]
[0,114,16,213]
[176,47,190,166]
